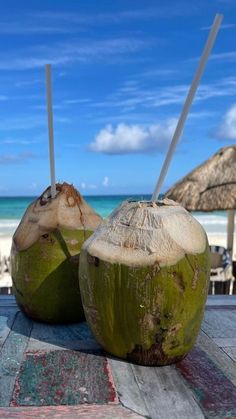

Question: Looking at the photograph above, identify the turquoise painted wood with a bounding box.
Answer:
[0,296,236,418]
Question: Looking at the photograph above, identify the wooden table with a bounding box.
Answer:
[0,296,236,418]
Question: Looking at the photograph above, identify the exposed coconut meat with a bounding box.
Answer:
[13,183,101,251]
[83,199,207,267]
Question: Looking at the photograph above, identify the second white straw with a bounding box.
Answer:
[45,64,56,199]
[151,13,223,202]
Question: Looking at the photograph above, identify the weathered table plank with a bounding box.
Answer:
[206,295,236,306]
[11,351,118,407]
[222,347,236,363]
[0,295,18,307]
[131,363,204,419]
[28,321,100,352]
[176,345,236,418]
[0,295,236,418]
[0,312,32,406]
[202,309,236,338]
[0,311,18,349]
[213,338,236,347]
[0,404,144,418]
[108,358,149,417]
[197,331,236,386]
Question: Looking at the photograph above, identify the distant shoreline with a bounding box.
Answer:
[0,194,153,199]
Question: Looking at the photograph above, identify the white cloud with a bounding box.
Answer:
[102,176,109,187]
[141,68,176,78]
[32,6,193,26]
[0,152,36,164]
[0,6,194,38]
[1,138,39,145]
[201,23,236,31]
[90,120,177,154]
[63,98,91,105]
[29,182,38,190]
[15,79,42,87]
[0,115,69,131]
[81,182,97,190]
[215,104,236,140]
[89,77,236,116]
[209,51,236,62]
[0,22,76,35]
[0,38,149,71]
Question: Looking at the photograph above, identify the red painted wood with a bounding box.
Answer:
[0,404,142,418]
[176,346,236,417]
[11,350,118,407]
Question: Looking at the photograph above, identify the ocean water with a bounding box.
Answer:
[0,195,228,237]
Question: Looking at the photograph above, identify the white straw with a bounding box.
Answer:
[151,14,223,202]
[45,64,56,198]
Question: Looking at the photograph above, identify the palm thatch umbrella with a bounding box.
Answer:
[165,145,236,257]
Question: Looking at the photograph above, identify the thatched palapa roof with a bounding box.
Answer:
[165,145,236,212]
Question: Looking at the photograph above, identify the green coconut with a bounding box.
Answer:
[11,182,102,323]
[79,199,210,366]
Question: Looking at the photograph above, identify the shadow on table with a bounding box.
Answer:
[6,309,115,359]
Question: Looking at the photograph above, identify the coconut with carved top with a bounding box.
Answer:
[79,199,210,365]
[11,183,102,323]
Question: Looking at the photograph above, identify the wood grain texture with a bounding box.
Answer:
[177,345,236,418]
[0,311,32,407]
[0,404,145,418]
[11,351,117,407]
[222,347,236,363]
[202,309,236,338]
[213,338,236,348]
[0,296,235,418]
[108,358,149,417]
[206,295,236,306]
[131,363,204,419]
[0,311,17,349]
[197,331,236,386]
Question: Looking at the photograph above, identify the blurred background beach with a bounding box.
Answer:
[1,195,235,266]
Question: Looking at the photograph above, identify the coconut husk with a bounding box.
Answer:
[84,199,207,267]
[13,182,101,251]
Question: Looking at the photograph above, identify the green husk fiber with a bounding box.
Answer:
[79,246,210,365]
[11,228,93,323]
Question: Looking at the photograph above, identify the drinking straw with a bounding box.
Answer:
[151,14,223,202]
[45,64,56,198]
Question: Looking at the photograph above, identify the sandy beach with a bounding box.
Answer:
[0,235,12,258]
[0,231,235,288]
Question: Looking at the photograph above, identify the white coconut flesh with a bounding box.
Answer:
[83,199,207,268]
[13,183,101,251]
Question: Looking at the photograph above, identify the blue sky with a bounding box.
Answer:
[0,0,235,196]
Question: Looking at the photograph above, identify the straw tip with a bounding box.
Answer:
[215,13,224,22]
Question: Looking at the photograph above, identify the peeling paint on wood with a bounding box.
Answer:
[0,312,32,407]
[0,296,236,418]
[0,404,144,418]
[176,346,236,418]
[11,350,117,406]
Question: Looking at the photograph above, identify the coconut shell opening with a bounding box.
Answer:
[13,182,102,251]
[82,199,207,268]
